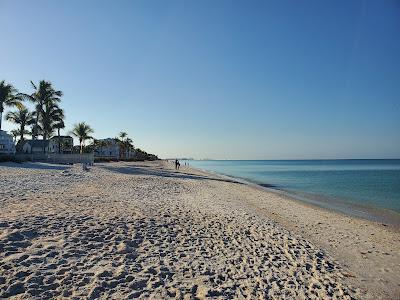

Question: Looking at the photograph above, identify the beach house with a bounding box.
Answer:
[22,140,50,154]
[21,136,74,154]
[48,136,74,154]
[0,130,16,155]
[94,138,120,159]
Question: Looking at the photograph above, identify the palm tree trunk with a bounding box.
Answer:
[20,124,25,142]
[33,113,39,140]
[80,139,83,154]
[0,110,3,131]
[43,134,47,154]
[58,128,61,154]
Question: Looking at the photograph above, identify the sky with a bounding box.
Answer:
[1,0,399,159]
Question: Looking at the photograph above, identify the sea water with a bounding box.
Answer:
[187,159,400,223]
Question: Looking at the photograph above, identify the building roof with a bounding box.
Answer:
[23,140,50,147]
[96,138,119,146]
[50,135,73,140]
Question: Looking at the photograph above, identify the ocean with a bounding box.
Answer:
[187,159,400,224]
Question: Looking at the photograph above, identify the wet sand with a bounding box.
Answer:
[0,161,399,299]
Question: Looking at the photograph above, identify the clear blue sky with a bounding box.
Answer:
[1,0,399,159]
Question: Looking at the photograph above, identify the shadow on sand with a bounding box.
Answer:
[0,162,71,171]
[99,165,243,184]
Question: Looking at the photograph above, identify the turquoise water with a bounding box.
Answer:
[187,160,400,218]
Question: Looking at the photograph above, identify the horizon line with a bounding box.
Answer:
[169,158,400,161]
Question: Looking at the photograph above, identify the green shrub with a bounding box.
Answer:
[0,155,22,163]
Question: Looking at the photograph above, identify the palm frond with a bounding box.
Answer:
[30,80,37,90]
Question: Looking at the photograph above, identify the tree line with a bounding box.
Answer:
[0,80,93,154]
[0,80,158,160]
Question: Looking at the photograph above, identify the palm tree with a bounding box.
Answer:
[124,137,134,158]
[18,80,62,140]
[5,105,35,142]
[40,101,64,152]
[61,138,73,153]
[117,132,127,159]
[10,129,19,142]
[116,131,134,159]
[0,80,22,130]
[19,80,64,152]
[119,131,128,140]
[71,122,94,154]
[91,139,108,156]
[53,119,65,154]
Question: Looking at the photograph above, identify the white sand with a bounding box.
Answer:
[0,161,399,299]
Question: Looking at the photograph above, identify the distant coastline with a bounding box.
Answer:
[193,158,400,161]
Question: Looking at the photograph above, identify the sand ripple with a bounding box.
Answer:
[0,162,362,299]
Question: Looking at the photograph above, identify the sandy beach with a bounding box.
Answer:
[0,160,399,299]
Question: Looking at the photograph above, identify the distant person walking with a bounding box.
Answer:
[175,159,180,170]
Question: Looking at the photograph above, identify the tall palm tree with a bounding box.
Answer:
[119,131,128,140]
[0,80,22,130]
[71,122,94,154]
[53,119,65,154]
[117,132,127,159]
[40,101,64,152]
[18,80,62,140]
[124,137,134,159]
[5,106,35,142]
[117,131,134,159]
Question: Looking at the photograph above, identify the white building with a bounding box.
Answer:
[22,140,50,154]
[0,130,16,154]
[94,138,120,159]
[48,136,74,154]
[21,136,74,154]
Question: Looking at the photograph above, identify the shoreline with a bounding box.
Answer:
[188,164,400,228]
[1,161,399,299]
[185,163,400,298]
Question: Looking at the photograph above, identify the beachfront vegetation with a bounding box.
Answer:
[71,122,94,154]
[91,139,109,153]
[5,106,35,143]
[133,148,158,161]
[10,129,19,142]
[0,80,22,131]
[19,81,64,145]
[54,119,65,154]
[40,102,64,149]
[116,131,134,159]
[1,79,159,160]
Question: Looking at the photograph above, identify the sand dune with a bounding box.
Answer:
[0,161,398,299]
